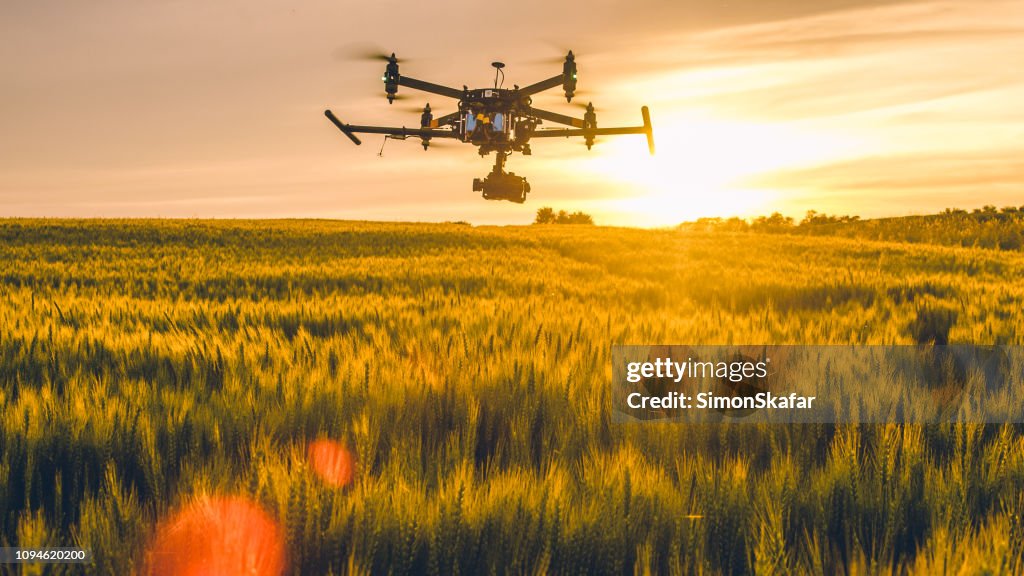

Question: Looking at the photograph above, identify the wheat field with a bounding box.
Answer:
[1,219,1023,574]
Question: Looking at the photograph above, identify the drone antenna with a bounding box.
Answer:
[491,61,505,89]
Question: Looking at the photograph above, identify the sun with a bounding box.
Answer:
[579,112,861,226]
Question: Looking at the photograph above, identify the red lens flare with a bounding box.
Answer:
[143,495,286,576]
[308,439,356,488]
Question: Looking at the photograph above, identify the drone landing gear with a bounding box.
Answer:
[473,152,531,204]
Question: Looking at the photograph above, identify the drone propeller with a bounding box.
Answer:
[526,49,577,66]
[534,87,592,104]
[570,100,601,112]
[527,54,570,65]
[572,101,604,148]
[396,103,431,113]
[376,134,456,156]
[334,43,408,64]
[421,138,456,149]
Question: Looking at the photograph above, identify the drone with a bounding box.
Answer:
[324,51,654,203]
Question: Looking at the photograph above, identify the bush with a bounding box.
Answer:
[534,208,594,225]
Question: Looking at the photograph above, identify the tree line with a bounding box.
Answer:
[679,205,1024,250]
[534,207,595,225]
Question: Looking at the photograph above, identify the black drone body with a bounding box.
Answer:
[324,51,654,203]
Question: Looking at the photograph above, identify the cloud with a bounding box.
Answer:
[742,149,1024,217]
[746,150,1024,192]
[585,0,1024,219]
[620,0,1024,118]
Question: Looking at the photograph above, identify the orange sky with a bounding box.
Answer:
[2,0,1021,226]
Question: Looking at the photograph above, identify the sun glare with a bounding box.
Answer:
[308,439,356,488]
[581,113,861,226]
[143,495,286,576]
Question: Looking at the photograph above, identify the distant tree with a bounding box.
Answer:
[559,211,594,225]
[722,216,750,231]
[535,207,594,225]
[534,207,556,224]
[678,217,749,232]
[676,205,1024,250]
[973,205,1000,222]
[801,210,820,226]
[800,210,859,226]
[751,212,794,231]
[688,217,723,232]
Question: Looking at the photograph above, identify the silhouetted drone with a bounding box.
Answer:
[324,51,654,203]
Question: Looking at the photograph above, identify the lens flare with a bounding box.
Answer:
[143,495,286,576]
[308,439,355,488]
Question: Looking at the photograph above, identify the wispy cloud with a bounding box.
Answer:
[586,0,1024,220]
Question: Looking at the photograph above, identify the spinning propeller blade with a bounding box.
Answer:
[333,43,408,64]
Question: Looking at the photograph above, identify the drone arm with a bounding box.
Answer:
[324,110,460,143]
[431,111,462,128]
[342,125,461,139]
[397,76,464,100]
[531,127,642,136]
[325,110,363,145]
[527,107,584,128]
[641,105,654,154]
[518,75,563,97]
[529,106,655,154]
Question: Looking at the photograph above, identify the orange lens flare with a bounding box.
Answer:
[308,439,355,488]
[143,495,286,576]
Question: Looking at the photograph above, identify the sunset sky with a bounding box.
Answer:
[2,0,1021,226]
